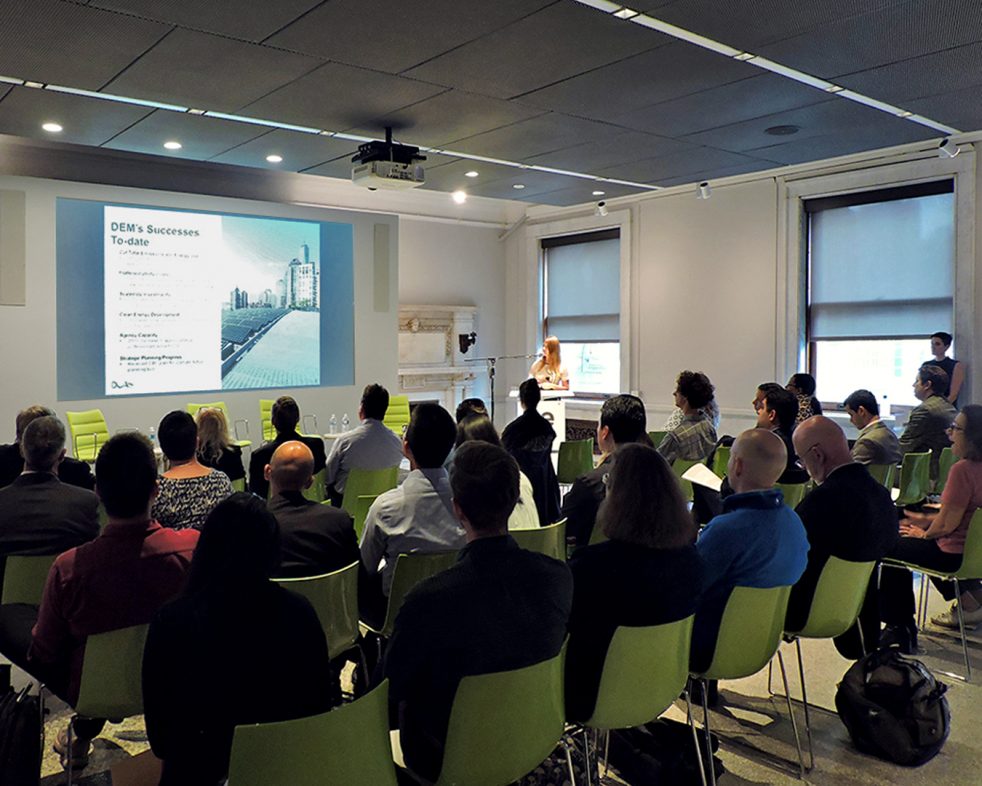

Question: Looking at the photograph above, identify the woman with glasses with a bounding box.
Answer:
[880,405,982,651]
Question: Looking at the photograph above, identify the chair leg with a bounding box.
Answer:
[953,578,972,682]
[66,715,75,786]
[581,727,593,786]
[793,639,815,771]
[699,679,717,786]
[917,572,929,630]
[766,657,775,696]
[776,650,805,779]
[561,736,577,786]
[857,618,867,658]
[684,687,708,786]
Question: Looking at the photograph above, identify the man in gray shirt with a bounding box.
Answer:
[843,389,902,466]
[359,403,464,625]
[324,384,404,506]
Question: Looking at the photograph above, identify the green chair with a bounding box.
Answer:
[866,463,896,489]
[341,466,399,516]
[353,494,379,542]
[895,451,931,506]
[259,398,275,442]
[430,650,572,786]
[512,519,566,562]
[302,468,327,503]
[648,430,668,448]
[936,447,957,493]
[672,458,703,502]
[776,482,808,509]
[711,446,731,479]
[68,624,149,784]
[1,554,57,605]
[692,585,801,783]
[229,681,398,786]
[231,478,247,493]
[187,402,252,449]
[65,410,110,463]
[770,558,876,770]
[882,509,982,682]
[274,562,360,661]
[383,394,411,436]
[557,439,594,485]
[365,551,459,639]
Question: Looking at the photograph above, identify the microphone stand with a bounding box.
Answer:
[464,354,539,422]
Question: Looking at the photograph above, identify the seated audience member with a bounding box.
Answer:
[144,493,339,786]
[899,364,956,478]
[880,405,982,651]
[266,441,359,578]
[359,403,464,625]
[0,405,94,489]
[383,442,572,782]
[925,330,965,405]
[786,373,823,426]
[563,394,649,549]
[789,417,898,657]
[28,433,199,769]
[692,429,809,672]
[324,383,403,507]
[753,383,810,484]
[843,389,902,466]
[566,444,703,721]
[195,407,245,484]
[456,415,539,531]
[455,398,488,423]
[249,396,327,498]
[153,411,233,531]
[657,371,717,463]
[501,379,560,524]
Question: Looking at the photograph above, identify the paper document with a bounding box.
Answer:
[683,463,723,492]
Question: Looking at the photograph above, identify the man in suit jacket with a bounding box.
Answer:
[0,405,95,490]
[249,396,326,498]
[266,441,359,578]
[843,389,902,466]
[899,365,956,477]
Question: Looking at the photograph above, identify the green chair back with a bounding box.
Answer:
[936,447,957,493]
[302,468,327,503]
[260,398,275,442]
[341,466,398,516]
[1,554,57,605]
[229,681,398,786]
[65,409,110,463]
[557,439,594,484]
[231,478,247,493]
[188,402,252,449]
[648,431,667,448]
[866,463,896,489]
[952,509,982,580]
[353,494,379,542]
[274,562,359,661]
[436,651,565,786]
[712,446,731,479]
[512,519,566,562]
[698,585,791,681]
[776,482,808,509]
[374,551,459,638]
[896,451,931,506]
[75,624,148,720]
[789,557,875,639]
[671,458,702,502]
[586,616,694,730]
[383,395,411,436]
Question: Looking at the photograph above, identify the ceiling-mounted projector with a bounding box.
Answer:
[352,127,425,190]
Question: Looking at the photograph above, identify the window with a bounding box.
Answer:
[542,230,620,395]
[805,181,954,407]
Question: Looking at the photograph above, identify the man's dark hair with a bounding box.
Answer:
[788,373,817,396]
[271,396,300,433]
[676,371,714,410]
[21,415,65,471]
[405,403,456,468]
[519,378,541,411]
[843,389,879,416]
[600,394,647,445]
[158,410,197,461]
[361,383,389,420]
[95,432,158,518]
[931,331,953,349]
[455,398,487,424]
[450,441,519,533]
[917,364,949,397]
[455,415,502,449]
[761,387,797,434]
[15,405,56,442]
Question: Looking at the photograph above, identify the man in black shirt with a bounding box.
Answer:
[0,405,94,490]
[249,396,326,498]
[502,379,559,525]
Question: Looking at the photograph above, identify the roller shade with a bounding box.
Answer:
[544,235,619,342]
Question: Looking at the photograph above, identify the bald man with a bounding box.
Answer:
[789,417,898,657]
[266,441,358,578]
[691,429,809,672]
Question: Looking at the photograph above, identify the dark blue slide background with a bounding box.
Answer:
[56,198,354,400]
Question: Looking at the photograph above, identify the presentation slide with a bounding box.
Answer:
[57,199,354,400]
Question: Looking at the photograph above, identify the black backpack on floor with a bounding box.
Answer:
[835,649,950,766]
[0,683,41,786]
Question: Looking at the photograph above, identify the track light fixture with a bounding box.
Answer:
[696,181,712,200]
[938,138,960,158]
[595,201,608,217]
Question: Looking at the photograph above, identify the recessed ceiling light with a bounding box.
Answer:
[465,170,479,178]
[592,190,605,196]
[163,140,182,150]
[41,121,63,133]
[266,154,283,163]
[452,190,468,204]
[764,124,800,136]
[513,184,526,190]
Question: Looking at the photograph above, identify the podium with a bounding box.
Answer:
[510,389,573,443]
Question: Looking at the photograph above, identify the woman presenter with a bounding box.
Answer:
[529,335,569,390]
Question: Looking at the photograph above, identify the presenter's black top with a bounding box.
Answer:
[0,443,95,490]
[249,431,327,499]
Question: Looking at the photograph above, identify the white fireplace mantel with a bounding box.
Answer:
[398,304,479,410]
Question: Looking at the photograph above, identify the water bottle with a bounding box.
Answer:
[341,413,350,432]
[149,426,157,447]
[329,414,337,435]
[881,395,890,418]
